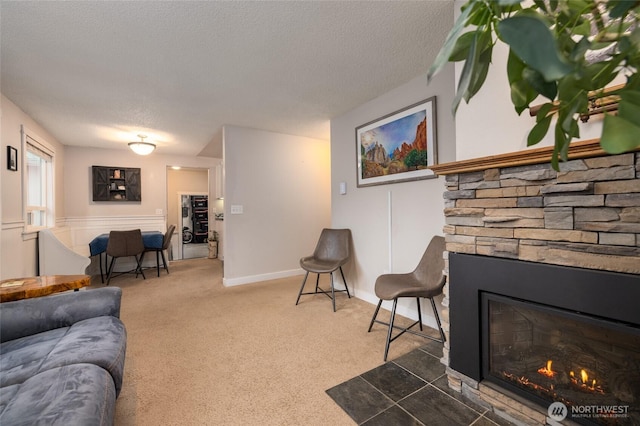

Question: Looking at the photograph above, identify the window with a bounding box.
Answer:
[22,127,55,231]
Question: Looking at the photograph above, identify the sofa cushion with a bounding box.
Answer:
[0,316,126,396]
[0,363,115,426]
[0,287,122,343]
[0,328,68,388]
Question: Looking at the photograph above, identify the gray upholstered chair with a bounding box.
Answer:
[368,235,446,361]
[295,228,352,312]
[141,224,175,277]
[106,229,146,285]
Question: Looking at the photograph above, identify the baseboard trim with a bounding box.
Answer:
[223,268,303,287]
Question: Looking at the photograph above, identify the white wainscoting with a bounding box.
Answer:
[63,215,166,276]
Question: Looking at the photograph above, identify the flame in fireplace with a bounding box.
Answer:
[521,362,606,396]
[537,360,555,378]
[570,369,604,394]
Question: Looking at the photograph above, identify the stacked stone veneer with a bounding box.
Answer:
[439,152,640,425]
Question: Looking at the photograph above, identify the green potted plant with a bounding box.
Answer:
[428,0,640,169]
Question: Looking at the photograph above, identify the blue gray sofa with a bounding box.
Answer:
[0,287,126,425]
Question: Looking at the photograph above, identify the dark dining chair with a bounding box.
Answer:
[295,228,352,312]
[105,229,146,285]
[141,225,175,277]
[368,235,446,361]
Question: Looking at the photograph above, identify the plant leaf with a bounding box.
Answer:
[506,48,525,86]
[551,123,567,170]
[570,37,590,62]
[584,59,623,91]
[507,50,537,113]
[510,81,535,114]
[571,17,592,37]
[527,114,553,146]
[536,102,555,122]
[608,0,639,19]
[616,90,640,122]
[449,32,475,62]
[467,47,492,102]
[465,31,493,102]
[559,96,586,134]
[522,68,557,100]
[601,115,640,154]
[427,2,475,82]
[452,30,478,115]
[498,15,573,81]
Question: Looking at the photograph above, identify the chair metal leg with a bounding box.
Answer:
[99,253,105,283]
[430,297,446,343]
[296,269,350,311]
[295,272,310,305]
[339,266,351,298]
[156,250,161,276]
[368,299,383,332]
[161,250,169,274]
[384,299,398,361]
[330,272,336,312]
[137,252,145,278]
[370,296,445,361]
[135,255,146,280]
[106,257,116,286]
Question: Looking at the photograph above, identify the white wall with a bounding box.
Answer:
[222,126,331,286]
[330,67,456,324]
[1,95,66,279]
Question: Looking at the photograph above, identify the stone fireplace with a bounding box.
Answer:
[430,140,640,425]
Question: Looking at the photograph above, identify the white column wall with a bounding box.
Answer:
[222,126,331,286]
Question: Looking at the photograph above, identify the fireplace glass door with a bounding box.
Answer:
[483,293,640,425]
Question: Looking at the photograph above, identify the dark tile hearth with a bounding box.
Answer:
[326,342,516,426]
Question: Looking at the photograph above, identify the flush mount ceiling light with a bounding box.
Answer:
[128,134,156,155]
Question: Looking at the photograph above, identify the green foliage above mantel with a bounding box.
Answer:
[428,0,640,170]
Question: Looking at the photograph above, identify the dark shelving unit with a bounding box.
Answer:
[191,196,208,243]
[92,166,141,201]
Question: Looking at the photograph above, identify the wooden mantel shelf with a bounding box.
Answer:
[429,139,609,175]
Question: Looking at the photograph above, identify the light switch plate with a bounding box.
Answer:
[230,205,243,214]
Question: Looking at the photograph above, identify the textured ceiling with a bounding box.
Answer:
[1,1,453,157]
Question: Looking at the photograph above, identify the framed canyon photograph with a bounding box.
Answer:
[356,97,437,187]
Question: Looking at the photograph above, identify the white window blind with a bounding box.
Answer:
[24,132,55,231]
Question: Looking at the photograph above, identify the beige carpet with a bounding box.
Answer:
[90,258,432,425]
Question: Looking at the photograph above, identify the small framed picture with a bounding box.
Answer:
[7,146,17,171]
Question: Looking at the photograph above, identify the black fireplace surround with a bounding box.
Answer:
[449,254,640,420]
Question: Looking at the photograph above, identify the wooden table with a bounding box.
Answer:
[0,275,91,303]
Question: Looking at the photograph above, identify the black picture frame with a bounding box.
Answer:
[7,146,18,171]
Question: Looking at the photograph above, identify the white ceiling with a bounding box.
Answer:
[1,1,453,157]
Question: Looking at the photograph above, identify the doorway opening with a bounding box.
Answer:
[180,193,209,259]
[166,167,211,261]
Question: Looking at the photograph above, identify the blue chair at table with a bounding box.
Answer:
[140,225,175,277]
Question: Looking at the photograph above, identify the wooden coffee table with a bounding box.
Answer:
[0,275,91,303]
